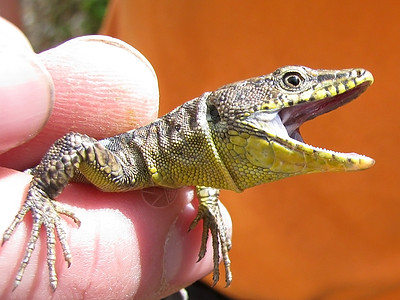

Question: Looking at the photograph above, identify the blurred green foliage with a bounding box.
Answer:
[21,0,109,52]
[80,0,108,33]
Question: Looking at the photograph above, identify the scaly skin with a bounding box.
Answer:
[2,66,374,290]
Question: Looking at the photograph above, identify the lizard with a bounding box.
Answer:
[2,65,375,291]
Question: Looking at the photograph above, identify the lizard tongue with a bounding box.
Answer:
[244,111,290,138]
[243,110,306,143]
[289,128,304,143]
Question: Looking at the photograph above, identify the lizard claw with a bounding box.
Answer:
[190,186,232,287]
[2,182,80,290]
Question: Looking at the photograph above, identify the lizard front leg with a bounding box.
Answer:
[2,132,127,290]
[2,181,81,291]
[190,186,232,287]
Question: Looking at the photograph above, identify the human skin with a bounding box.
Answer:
[0,17,231,299]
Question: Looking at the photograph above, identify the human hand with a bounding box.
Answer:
[0,17,231,299]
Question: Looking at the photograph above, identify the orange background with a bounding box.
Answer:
[101,1,400,299]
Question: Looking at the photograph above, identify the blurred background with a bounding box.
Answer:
[1,0,400,299]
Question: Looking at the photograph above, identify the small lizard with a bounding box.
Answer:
[2,65,374,291]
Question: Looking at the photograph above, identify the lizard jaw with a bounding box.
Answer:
[276,80,375,171]
[243,80,374,173]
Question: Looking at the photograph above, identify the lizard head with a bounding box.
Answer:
[205,66,374,190]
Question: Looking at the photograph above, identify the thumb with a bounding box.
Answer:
[0,17,54,154]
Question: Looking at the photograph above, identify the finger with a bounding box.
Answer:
[0,17,54,154]
[0,170,231,299]
[39,35,159,138]
[0,35,159,170]
[60,186,218,299]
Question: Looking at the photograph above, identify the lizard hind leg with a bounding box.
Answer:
[189,186,232,287]
[2,183,80,291]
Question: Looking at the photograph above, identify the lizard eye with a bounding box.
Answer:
[207,104,221,123]
[282,72,304,89]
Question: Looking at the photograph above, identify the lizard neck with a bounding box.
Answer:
[136,94,240,192]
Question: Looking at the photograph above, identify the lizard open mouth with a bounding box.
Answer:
[278,81,371,143]
[243,79,374,172]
